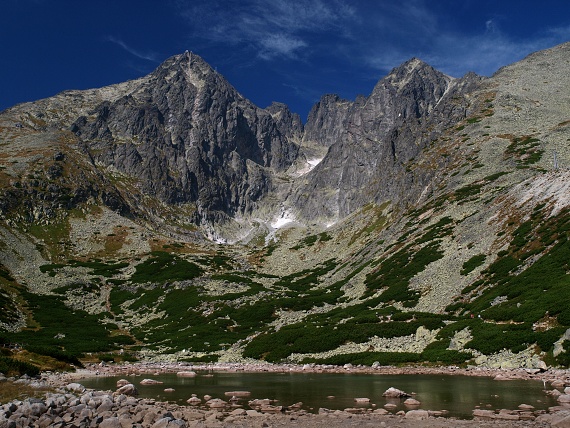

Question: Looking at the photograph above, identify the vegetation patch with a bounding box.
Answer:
[198,253,233,270]
[69,260,129,277]
[302,347,471,366]
[454,182,484,202]
[4,289,133,355]
[460,254,486,275]
[365,242,444,307]
[291,232,333,250]
[0,356,40,377]
[442,206,570,364]
[275,259,337,293]
[25,345,83,367]
[0,263,15,282]
[0,288,20,324]
[244,308,447,362]
[130,251,203,284]
[504,136,544,167]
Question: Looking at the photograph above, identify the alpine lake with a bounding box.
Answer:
[81,371,557,418]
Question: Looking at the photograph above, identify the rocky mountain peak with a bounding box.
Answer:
[60,51,300,227]
[153,51,216,86]
[292,56,470,223]
[264,102,303,141]
[303,94,352,147]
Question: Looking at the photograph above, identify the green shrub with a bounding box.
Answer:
[0,357,40,377]
[461,254,486,275]
[454,182,484,201]
[26,345,83,367]
[68,260,129,277]
[130,251,203,284]
[301,352,422,366]
[483,172,509,182]
[5,290,133,355]
[0,264,15,281]
[365,242,443,306]
[465,322,534,354]
[421,348,471,364]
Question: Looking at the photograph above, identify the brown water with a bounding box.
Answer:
[81,371,556,418]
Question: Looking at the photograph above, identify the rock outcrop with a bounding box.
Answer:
[0,50,484,233]
[291,59,483,221]
[69,52,299,225]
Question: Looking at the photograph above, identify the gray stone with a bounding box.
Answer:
[403,398,421,406]
[473,409,495,419]
[140,378,163,385]
[151,416,173,428]
[99,417,122,428]
[405,409,429,419]
[550,411,570,428]
[66,383,85,393]
[97,398,115,412]
[116,379,130,388]
[115,384,138,397]
[382,387,411,398]
[29,402,47,417]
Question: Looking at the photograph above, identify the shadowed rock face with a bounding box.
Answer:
[70,52,299,223]
[264,102,304,142]
[293,59,483,221]
[303,94,352,147]
[67,53,485,227]
[0,50,484,231]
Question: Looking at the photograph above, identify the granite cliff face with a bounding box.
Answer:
[67,52,299,226]
[292,59,483,221]
[0,52,483,234]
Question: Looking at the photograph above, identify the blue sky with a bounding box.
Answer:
[2,0,570,120]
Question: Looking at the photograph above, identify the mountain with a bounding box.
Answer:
[1,42,570,370]
[292,58,482,222]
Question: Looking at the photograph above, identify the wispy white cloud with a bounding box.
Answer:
[175,0,570,89]
[258,34,307,60]
[426,24,570,77]
[106,36,159,62]
[178,0,354,60]
[353,1,570,78]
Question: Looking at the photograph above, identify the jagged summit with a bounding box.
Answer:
[0,49,478,235]
[0,43,568,237]
[152,51,221,88]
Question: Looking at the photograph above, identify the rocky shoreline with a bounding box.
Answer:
[3,362,570,427]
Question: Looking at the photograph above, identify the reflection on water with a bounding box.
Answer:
[82,372,556,418]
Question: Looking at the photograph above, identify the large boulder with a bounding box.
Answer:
[99,417,122,428]
[206,398,227,409]
[405,409,429,420]
[404,398,421,406]
[382,387,411,398]
[116,379,130,388]
[140,378,163,385]
[115,383,138,396]
[65,383,85,393]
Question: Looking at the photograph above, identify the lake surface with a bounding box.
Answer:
[81,371,556,418]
